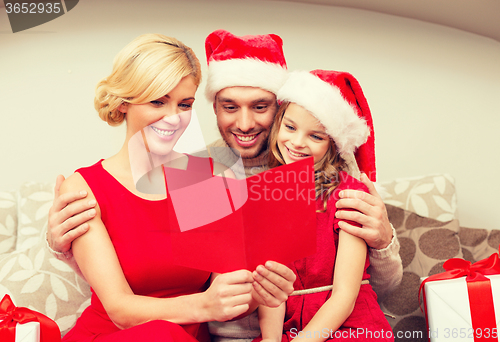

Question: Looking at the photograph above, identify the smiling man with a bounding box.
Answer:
[203,30,288,178]
[215,86,276,159]
[202,30,402,342]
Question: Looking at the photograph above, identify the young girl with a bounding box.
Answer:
[255,70,394,342]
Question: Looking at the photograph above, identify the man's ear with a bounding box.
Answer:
[119,102,128,113]
[213,101,217,115]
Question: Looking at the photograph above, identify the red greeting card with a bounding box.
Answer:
[168,158,317,274]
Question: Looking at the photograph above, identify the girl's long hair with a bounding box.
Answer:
[269,102,347,212]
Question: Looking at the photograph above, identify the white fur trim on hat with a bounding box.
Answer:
[277,71,370,156]
[205,58,288,101]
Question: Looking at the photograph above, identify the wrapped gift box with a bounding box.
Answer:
[420,253,500,342]
[16,322,40,342]
[423,275,500,341]
[0,320,40,342]
[0,295,60,342]
[0,321,40,342]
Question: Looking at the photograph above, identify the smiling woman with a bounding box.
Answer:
[56,34,218,342]
[49,34,228,342]
[45,32,296,342]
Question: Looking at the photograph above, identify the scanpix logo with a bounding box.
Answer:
[3,0,79,33]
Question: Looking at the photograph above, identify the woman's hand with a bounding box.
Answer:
[202,270,254,322]
[334,173,392,250]
[252,261,296,308]
[47,175,96,254]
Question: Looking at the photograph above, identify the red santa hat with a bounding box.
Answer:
[277,70,376,181]
[205,29,288,101]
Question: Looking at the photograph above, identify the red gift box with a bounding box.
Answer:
[419,249,500,342]
[0,295,61,342]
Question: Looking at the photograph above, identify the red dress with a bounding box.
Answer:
[62,158,212,342]
[255,172,393,342]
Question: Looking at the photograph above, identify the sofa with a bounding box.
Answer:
[1,174,498,340]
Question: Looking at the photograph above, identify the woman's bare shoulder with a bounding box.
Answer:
[59,172,90,193]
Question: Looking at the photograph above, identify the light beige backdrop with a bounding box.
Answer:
[1,0,499,230]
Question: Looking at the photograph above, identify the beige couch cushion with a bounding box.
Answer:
[459,227,500,262]
[0,190,18,255]
[380,205,462,341]
[0,240,91,334]
[15,182,55,251]
[381,174,457,222]
[0,182,91,335]
[379,174,462,340]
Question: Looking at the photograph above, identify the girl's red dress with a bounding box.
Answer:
[255,172,394,342]
[62,158,212,342]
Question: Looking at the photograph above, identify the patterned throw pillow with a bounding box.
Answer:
[381,174,457,222]
[0,239,91,334]
[15,182,55,251]
[0,181,91,335]
[459,227,500,263]
[380,205,462,342]
[0,190,18,256]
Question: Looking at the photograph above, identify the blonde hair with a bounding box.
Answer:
[95,34,202,126]
[269,101,347,212]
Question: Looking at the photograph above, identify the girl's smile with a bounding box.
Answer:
[284,145,310,158]
[277,103,330,164]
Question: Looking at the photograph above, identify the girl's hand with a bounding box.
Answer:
[334,173,392,250]
[202,270,254,322]
[252,261,296,308]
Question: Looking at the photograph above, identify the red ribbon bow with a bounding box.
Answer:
[0,294,38,325]
[419,252,500,300]
[419,251,500,342]
[0,294,61,342]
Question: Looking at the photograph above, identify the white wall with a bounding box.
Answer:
[1,0,499,230]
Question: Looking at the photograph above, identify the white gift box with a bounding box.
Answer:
[15,322,40,342]
[423,275,500,342]
[0,321,40,342]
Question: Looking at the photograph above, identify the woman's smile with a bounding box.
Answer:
[150,125,177,140]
